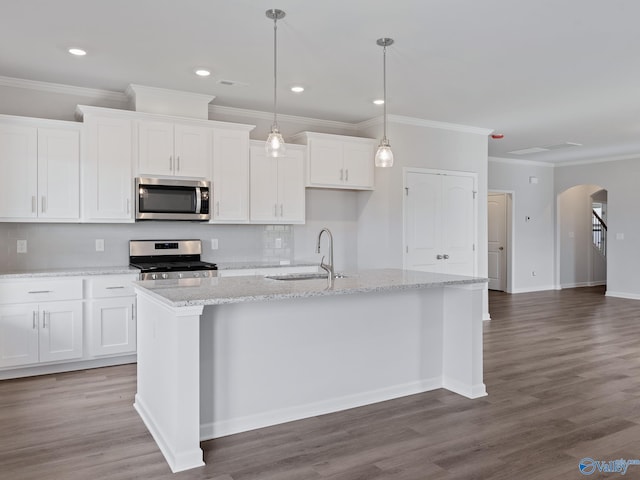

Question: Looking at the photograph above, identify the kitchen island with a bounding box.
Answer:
[133,269,487,473]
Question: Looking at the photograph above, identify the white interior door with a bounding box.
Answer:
[488,193,507,291]
[404,171,443,272]
[441,175,475,276]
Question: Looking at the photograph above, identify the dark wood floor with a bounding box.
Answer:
[2,286,640,479]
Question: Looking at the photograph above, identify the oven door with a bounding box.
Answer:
[136,178,210,221]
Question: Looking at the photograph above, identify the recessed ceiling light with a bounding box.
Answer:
[373,99,384,105]
[68,48,87,56]
[195,69,211,77]
[291,86,304,93]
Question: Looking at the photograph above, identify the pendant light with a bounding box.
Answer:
[375,38,394,168]
[265,9,286,157]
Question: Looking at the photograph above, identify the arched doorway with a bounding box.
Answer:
[557,185,607,290]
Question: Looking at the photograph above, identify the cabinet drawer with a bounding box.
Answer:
[0,278,83,305]
[86,274,138,298]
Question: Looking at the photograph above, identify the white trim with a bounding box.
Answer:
[560,281,607,289]
[510,285,558,294]
[489,156,555,167]
[125,84,215,104]
[358,114,493,136]
[555,152,640,167]
[0,75,127,103]
[199,377,443,440]
[606,291,640,300]
[209,105,359,132]
[0,355,136,380]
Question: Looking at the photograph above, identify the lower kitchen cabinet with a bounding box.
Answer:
[0,301,83,368]
[89,298,136,357]
[86,273,138,357]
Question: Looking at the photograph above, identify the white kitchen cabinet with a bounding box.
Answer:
[249,145,305,224]
[138,120,210,178]
[210,128,250,223]
[0,119,80,221]
[292,132,376,190]
[0,278,83,369]
[86,274,137,357]
[79,109,134,222]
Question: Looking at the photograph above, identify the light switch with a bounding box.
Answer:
[95,239,105,252]
[17,240,27,253]
[211,239,219,250]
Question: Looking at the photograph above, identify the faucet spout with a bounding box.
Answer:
[316,228,334,281]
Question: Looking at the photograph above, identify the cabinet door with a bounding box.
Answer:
[307,138,343,186]
[174,124,210,178]
[211,129,249,222]
[83,117,133,221]
[0,305,39,368]
[277,151,305,223]
[343,141,374,189]
[249,147,278,222]
[138,121,174,176]
[38,301,83,363]
[37,128,80,219]
[90,298,136,357]
[0,124,38,218]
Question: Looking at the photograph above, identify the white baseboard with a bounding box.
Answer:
[442,376,487,399]
[510,285,557,294]
[0,355,136,380]
[200,377,443,441]
[606,291,640,300]
[560,281,607,289]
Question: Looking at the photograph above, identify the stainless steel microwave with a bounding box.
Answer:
[135,177,211,221]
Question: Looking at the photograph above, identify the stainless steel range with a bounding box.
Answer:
[129,239,217,280]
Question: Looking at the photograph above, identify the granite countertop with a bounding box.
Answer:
[0,266,139,279]
[134,268,488,308]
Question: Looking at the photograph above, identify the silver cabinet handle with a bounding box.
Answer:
[443,254,450,259]
[126,198,130,215]
[42,310,47,328]
[169,156,173,172]
[280,204,283,217]
[28,290,52,294]
[216,201,220,216]
[345,169,349,182]
[176,156,180,172]
[340,169,344,181]
[32,311,37,329]
[106,286,125,290]
[274,204,278,217]
[436,254,443,260]
[32,196,36,213]
[41,196,46,214]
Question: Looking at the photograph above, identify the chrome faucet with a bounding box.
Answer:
[316,227,334,282]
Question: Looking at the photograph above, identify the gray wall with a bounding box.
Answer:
[555,157,640,299]
[488,158,555,292]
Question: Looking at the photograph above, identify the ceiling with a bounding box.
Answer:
[2,0,640,164]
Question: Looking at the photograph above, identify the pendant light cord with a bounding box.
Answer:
[382,44,387,142]
[272,16,278,130]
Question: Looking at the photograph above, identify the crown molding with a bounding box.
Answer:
[553,152,640,167]
[489,156,555,167]
[209,105,358,132]
[0,75,127,104]
[357,114,493,136]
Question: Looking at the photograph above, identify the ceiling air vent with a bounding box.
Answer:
[216,79,249,87]
[508,142,582,155]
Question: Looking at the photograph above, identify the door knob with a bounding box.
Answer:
[436,254,443,260]
[499,246,504,251]
[443,254,450,259]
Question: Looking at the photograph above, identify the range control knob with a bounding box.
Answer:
[202,271,210,278]
[161,273,169,279]
[178,273,184,279]
[194,272,200,278]
[151,273,157,280]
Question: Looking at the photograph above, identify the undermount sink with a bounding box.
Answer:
[265,272,348,281]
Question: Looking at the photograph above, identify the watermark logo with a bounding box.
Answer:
[579,458,640,476]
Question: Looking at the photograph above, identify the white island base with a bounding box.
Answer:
[134,273,485,473]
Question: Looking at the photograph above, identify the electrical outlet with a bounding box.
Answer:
[17,240,27,254]
[211,238,219,250]
[275,238,282,249]
[531,271,537,277]
[95,239,105,252]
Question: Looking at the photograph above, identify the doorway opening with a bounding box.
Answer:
[557,185,607,290]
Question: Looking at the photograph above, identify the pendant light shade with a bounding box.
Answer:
[265,9,286,158]
[375,38,394,168]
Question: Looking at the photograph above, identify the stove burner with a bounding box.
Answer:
[129,239,218,280]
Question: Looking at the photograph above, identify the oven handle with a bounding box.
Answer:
[195,187,202,214]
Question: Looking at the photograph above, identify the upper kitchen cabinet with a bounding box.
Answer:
[210,128,251,223]
[0,116,80,222]
[249,143,305,224]
[137,120,210,178]
[77,106,134,222]
[292,132,377,190]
